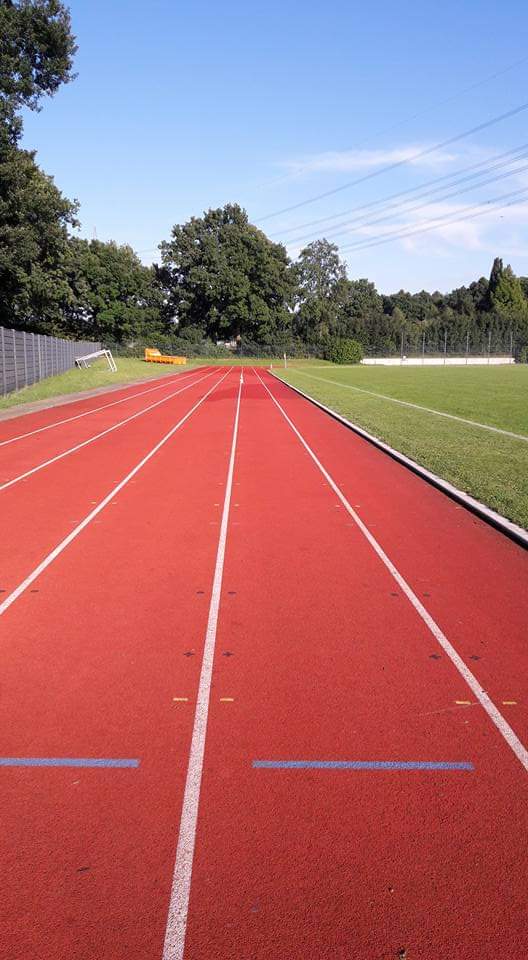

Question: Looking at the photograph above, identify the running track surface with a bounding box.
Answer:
[0,365,527,960]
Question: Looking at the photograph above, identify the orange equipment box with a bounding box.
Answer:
[144,348,187,365]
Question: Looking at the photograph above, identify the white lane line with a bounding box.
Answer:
[290,369,528,442]
[254,369,528,774]
[0,369,215,492]
[162,372,243,960]
[269,372,528,549]
[0,367,207,448]
[0,369,231,619]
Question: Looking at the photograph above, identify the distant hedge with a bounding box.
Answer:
[325,337,363,364]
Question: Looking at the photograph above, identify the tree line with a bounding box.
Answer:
[2,1,528,361]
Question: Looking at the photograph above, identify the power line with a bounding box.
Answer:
[251,55,528,195]
[271,142,528,239]
[256,100,528,222]
[337,185,528,254]
[286,153,528,248]
[341,185,528,252]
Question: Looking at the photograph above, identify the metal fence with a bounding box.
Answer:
[0,326,101,396]
[362,329,526,362]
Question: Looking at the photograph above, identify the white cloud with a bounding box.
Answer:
[278,145,462,177]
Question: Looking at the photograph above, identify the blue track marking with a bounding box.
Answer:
[0,758,140,768]
[252,760,474,770]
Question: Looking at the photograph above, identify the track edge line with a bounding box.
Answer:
[270,370,528,550]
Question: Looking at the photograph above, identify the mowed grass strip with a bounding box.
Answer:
[277,365,528,530]
[287,364,528,434]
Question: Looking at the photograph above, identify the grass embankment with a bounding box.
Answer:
[276,364,528,530]
[0,357,195,411]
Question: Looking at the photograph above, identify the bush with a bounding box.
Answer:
[325,337,363,364]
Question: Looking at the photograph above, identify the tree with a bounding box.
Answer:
[158,204,294,344]
[294,239,347,341]
[0,143,78,331]
[63,239,166,343]
[0,0,80,333]
[0,0,77,144]
[487,257,528,327]
[340,277,384,345]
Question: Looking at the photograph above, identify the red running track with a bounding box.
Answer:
[0,365,527,960]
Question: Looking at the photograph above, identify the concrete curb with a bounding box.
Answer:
[270,371,528,551]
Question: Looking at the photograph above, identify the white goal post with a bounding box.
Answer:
[74,348,117,372]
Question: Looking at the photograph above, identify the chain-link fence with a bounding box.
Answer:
[362,329,525,363]
[0,326,101,396]
[110,327,527,364]
[109,336,320,361]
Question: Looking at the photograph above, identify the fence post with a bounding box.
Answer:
[1,327,6,396]
[13,329,18,390]
[23,333,28,387]
[0,327,7,397]
[488,329,491,364]
[444,330,447,365]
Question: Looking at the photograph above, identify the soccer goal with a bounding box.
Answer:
[75,348,117,372]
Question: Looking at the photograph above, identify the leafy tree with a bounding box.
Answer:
[0,142,78,331]
[340,277,384,344]
[63,239,166,343]
[0,0,80,334]
[385,289,440,326]
[158,204,294,344]
[444,285,477,322]
[391,305,406,329]
[487,257,528,328]
[294,239,347,341]
[0,0,76,144]
[468,276,489,312]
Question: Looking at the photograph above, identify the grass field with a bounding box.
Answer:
[276,364,528,530]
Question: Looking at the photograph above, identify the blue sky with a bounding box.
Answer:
[22,0,528,293]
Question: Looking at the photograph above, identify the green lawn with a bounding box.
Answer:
[276,364,528,530]
[0,357,195,411]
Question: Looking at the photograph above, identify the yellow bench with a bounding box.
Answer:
[144,348,187,365]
